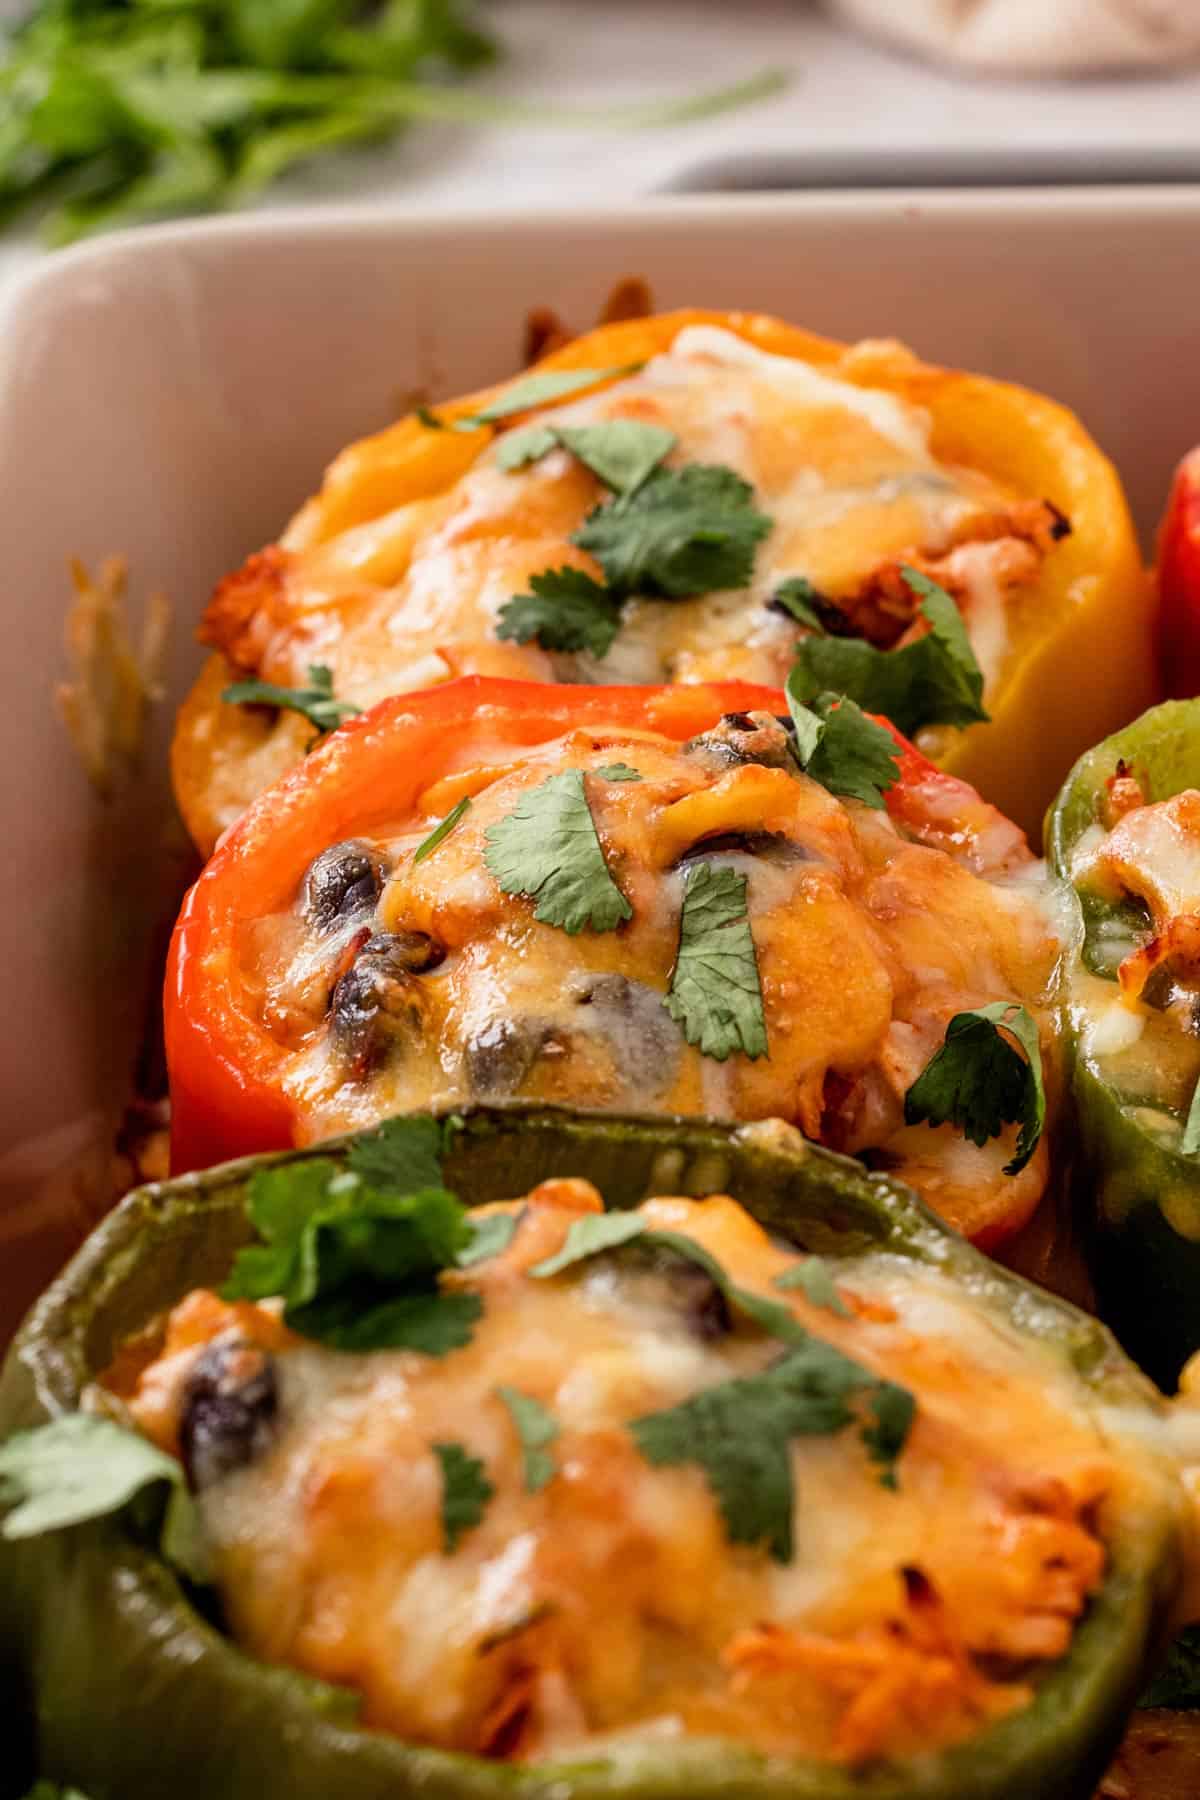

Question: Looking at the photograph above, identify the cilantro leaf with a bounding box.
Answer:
[531,1210,648,1277]
[496,1386,560,1492]
[220,1132,482,1354]
[789,568,988,737]
[496,420,675,496]
[774,1257,851,1318]
[495,424,560,470]
[862,1384,917,1491]
[458,1210,520,1266]
[594,763,642,782]
[904,1001,1046,1175]
[422,365,641,434]
[785,676,901,811]
[1140,1627,1200,1709]
[0,1414,181,1539]
[413,795,471,866]
[434,1441,493,1552]
[345,1115,447,1191]
[222,663,359,739]
[496,568,622,659]
[771,576,826,632]
[483,769,632,934]
[665,862,767,1061]
[1182,1075,1200,1157]
[631,1340,911,1563]
[573,464,772,599]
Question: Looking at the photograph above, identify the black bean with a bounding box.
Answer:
[1045,499,1073,542]
[464,1016,557,1096]
[330,930,444,1074]
[674,830,810,869]
[684,710,797,772]
[569,972,682,1094]
[613,1240,732,1342]
[302,840,385,932]
[180,1332,278,1493]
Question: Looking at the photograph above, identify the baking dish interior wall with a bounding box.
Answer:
[0,191,1194,1292]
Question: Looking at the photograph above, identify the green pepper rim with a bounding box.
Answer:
[1047,698,1200,1385]
[0,1103,1181,1800]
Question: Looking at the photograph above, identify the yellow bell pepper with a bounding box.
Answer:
[172,308,1151,853]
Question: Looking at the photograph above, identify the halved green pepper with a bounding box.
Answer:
[0,1103,1190,1800]
[1048,699,1200,1388]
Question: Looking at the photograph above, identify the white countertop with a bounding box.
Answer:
[3,0,1200,291]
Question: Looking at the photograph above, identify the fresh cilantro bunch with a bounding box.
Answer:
[0,0,496,242]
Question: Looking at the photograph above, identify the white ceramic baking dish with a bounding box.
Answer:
[2,188,1198,1323]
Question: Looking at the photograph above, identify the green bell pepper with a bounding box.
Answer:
[0,1103,1189,1800]
[1048,699,1200,1389]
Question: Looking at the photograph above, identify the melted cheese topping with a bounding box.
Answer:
[120,1184,1150,1769]
[239,717,1059,1247]
[1071,791,1200,1149]
[206,327,1056,713]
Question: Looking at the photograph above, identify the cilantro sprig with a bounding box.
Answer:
[496,1387,560,1492]
[788,567,988,738]
[433,1442,493,1551]
[0,1413,209,1584]
[483,769,632,934]
[497,419,676,494]
[221,1117,484,1353]
[222,663,359,741]
[497,568,622,659]
[665,862,767,1062]
[419,366,643,435]
[785,673,901,811]
[498,460,772,657]
[774,1256,851,1318]
[904,1002,1046,1175]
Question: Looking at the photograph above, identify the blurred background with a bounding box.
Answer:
[3,0,1200,291]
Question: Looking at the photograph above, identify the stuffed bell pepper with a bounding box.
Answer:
[3,1105,1199,1800]
[171,307,1151,851]
[1158,447,1200,699]
[1049,697,1200,1387]
[165,676,1062,1250]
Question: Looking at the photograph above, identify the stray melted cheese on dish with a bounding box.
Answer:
[116,1180,1131,1768]
[239,711,1060,1246]
[191,329,1063,819]
[1070,781,1200,1154]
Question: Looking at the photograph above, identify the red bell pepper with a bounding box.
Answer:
[165,676,1026,1186]
[1159,448,1200,699]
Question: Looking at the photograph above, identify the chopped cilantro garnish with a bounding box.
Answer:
[771,576,826,633]
[221,1119,482,1353]
[421,366,641,434]
[222,663,359,740]
[458,1210,520,1267]
[496,568,622,658]
[483,769,632,934]
[496,1387,560,1492]
[433,1442,493,1552]
[412,795,471,866]
[594,763,642,782]
[862,1384,917,1491]
[497,419,676,495]
[631,1339,913,1562]
[574,463,771,599]
[789,567,988,737]
[1182,1076,1200,1158]
[774,1257,851,1318]
[531,1210,648,1277]
[904,1001,1046,1175]
[665,862,767,1061]
[785,674,901,810]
